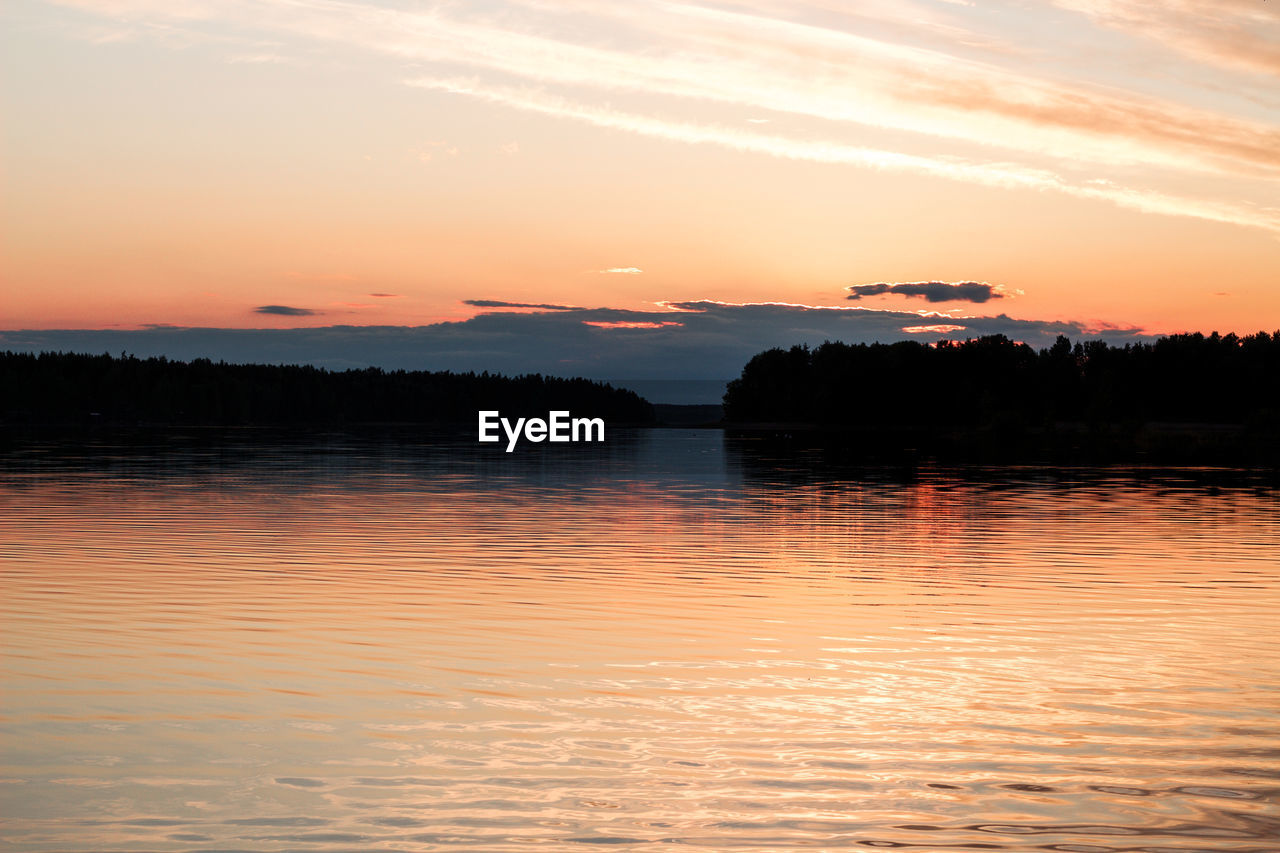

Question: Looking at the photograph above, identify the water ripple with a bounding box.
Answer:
[2,430,1277,851]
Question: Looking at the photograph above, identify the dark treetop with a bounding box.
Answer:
[0,351,654,426]
[724,332,1280,432]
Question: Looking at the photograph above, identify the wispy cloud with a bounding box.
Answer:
[582,320,683,329]
[410,77,1280,235]
[45,0,1280,232]
[226,52,292,64]
[1048,0,1280,78]
[464,299,582,310]
[414,140,458,162]
[902,323,968,334]
[597,267,643,275]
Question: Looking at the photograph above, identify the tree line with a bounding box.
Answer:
[0,351,654,426]
[723,332,1280,430]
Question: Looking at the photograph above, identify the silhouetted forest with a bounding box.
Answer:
[724,332,1280,431]
[0,352,654,426]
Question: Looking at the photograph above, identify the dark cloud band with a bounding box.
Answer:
[255,305,318,316]
[2,300,1143,382]
[847,281,1007,303]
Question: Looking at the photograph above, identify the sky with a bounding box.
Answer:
[2,0,1278,380]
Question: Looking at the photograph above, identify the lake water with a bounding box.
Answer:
[2,429,1278,852]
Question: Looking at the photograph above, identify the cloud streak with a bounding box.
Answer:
[1048,0,1280,78]
[46,0,1280,235]
[410,77,1280,235]
[464,299,582,311]
[583,320,683,329]
[902,323,968,334]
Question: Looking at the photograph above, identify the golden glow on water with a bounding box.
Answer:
[2,431,1278,851]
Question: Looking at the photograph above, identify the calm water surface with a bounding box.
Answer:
[2,429,1278,852]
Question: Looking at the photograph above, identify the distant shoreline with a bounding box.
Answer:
[3,419,1275,470]
[5,337,1278,468]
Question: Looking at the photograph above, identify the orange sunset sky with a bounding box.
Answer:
[2,0,1278,342]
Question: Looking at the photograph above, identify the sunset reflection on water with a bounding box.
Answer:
[2,430,1278,851]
